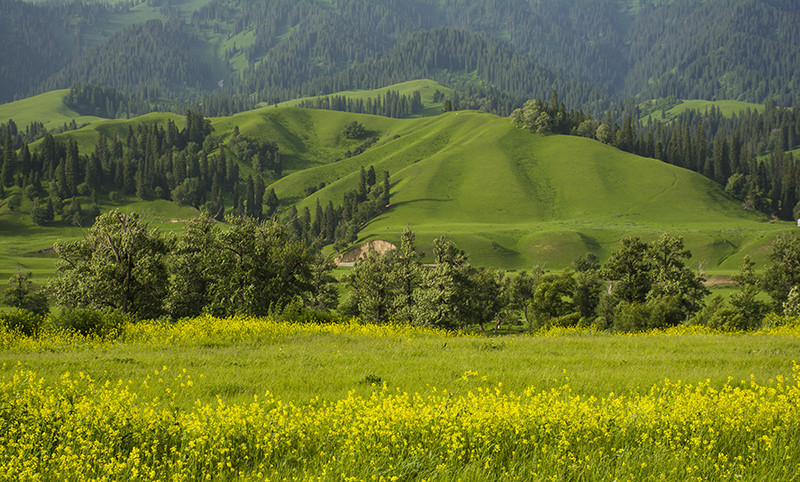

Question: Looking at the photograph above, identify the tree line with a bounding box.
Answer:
[64,83,257,119]
[297,90,424,118]
[342,229,800,332]
[45,211,336,321]
[0,111,284,227]
[10,211,800,333]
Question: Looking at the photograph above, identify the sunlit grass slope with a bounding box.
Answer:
[275,79,454,117]
[258,109,791,270]
[641,99,763,124]
[5,101,794,276]
[0,90,108,131]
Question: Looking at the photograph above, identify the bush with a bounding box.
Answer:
[708,306,762,331]
[612,296,684,332]
[274,297,343,324]
[0,309,44,336]
[55,309,128,338]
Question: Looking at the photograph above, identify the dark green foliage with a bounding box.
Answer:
[4,268,49,316]
[178,215,319,317]
[0,309,44,337]
[30,199,54,226]
[49,210,172,319]
[4,0,800,114]
[602,237,652,305]
[41,20,215,99]
[343,122,367,140]
[54,309,128,338]
[300,90,424,118]
[612,296,684,333]
[600,234,709,331]
[762,234,800,307]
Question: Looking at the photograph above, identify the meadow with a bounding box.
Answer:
[2,315,800,480]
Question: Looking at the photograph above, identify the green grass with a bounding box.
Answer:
[3,320,799,480]
[3,94,794,282]
[275,79,454,117]
[641,98,763,124]
[0,90,108,131]
[2,321,799,407]
[256,109,792,270]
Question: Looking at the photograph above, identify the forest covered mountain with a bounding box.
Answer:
[2,0,799,112]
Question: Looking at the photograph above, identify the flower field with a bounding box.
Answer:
[2,316,800,480]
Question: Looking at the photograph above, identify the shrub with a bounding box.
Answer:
[0,310,44,336]
[274,297,342,324]
[55,309,128,338]
[708,306,762,331]
[612,296,684,332]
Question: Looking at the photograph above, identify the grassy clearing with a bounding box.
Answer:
[641,99,763,124]
[0,90,108,131]
[2,317,800,480]
[275,79,454,117]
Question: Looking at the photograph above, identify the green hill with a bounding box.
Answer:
[0,90,108,131]
[641,99,763,124]
[227,108,792,271]
[3,104,794,286]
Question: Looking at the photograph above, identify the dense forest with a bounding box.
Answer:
[0,111,391,252]
[2,0,799,113]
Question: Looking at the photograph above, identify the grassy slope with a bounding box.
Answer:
[0,90,108,131]
[2,100,793,281]
[251,108,790,270]
[275,79,454,117]
[641,99,763,124]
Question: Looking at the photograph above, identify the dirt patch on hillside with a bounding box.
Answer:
[704,275,734,288]
[335,240,396,265]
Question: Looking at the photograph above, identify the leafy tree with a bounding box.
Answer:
[573,253,600,272]
[603,237,652,304]
[165,213,219,318]
[49,210,171,319]
[3,267,49,316]
[647,233,709,319]
[762,233,800,307]
[530,271,577,327]
[305,254,338,312]
[343,121,367,140]
[388,226,422,324]
[708,256,767,331]
[413,236,473,328]
[205,216,314,316]
[343,249,395,324]
[574,269,602,319]
[30,199,54,226]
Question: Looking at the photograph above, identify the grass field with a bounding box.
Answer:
[2,316,800,480]
[275,79,454,117]
[0,90,108,131]
[641,99,763,124]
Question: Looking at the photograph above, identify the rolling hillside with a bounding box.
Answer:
[0,90,108,131]
[219,107,793,270]
[2,97,794,284]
